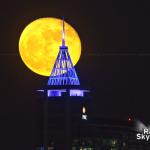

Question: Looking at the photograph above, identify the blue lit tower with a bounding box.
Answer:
[46,18,88,96]
[47,18,80,87]
[38,18,90,150]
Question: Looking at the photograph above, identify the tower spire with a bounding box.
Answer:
[47,17,80,86]
[62,17,65,46]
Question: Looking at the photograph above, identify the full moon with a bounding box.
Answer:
[19,17,81,76]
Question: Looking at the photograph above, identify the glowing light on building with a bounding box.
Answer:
[47,89,66,97]
[70,89,89,97]
[82,114,87,120]
[47,89,90,97]
[82,106,87,120]
[82,106,86,114]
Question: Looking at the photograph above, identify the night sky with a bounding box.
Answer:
[1,0,150,149]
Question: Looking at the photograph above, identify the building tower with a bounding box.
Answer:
[47,17,80,87]
[37,18,90,150]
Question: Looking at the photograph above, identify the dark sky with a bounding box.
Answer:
[1,0,150,149]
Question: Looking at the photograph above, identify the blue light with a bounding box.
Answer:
[47,89,66,97]
[46,89,90,97]
[70,89,84,97]
[47,46,80,86]
[69,89,90,97]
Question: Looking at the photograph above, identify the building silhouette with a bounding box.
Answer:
[37,18,90,150]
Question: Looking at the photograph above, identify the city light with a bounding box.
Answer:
[82,114,87,120]
[82,106,86,114]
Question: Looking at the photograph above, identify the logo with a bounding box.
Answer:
[135,120,150,141]
[137,128,150,141]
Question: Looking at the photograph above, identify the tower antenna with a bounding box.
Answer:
[62,17,65,46]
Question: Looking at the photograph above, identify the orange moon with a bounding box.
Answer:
[19,17,81,76]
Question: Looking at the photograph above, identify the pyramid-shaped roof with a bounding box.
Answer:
[47,19,80,86]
